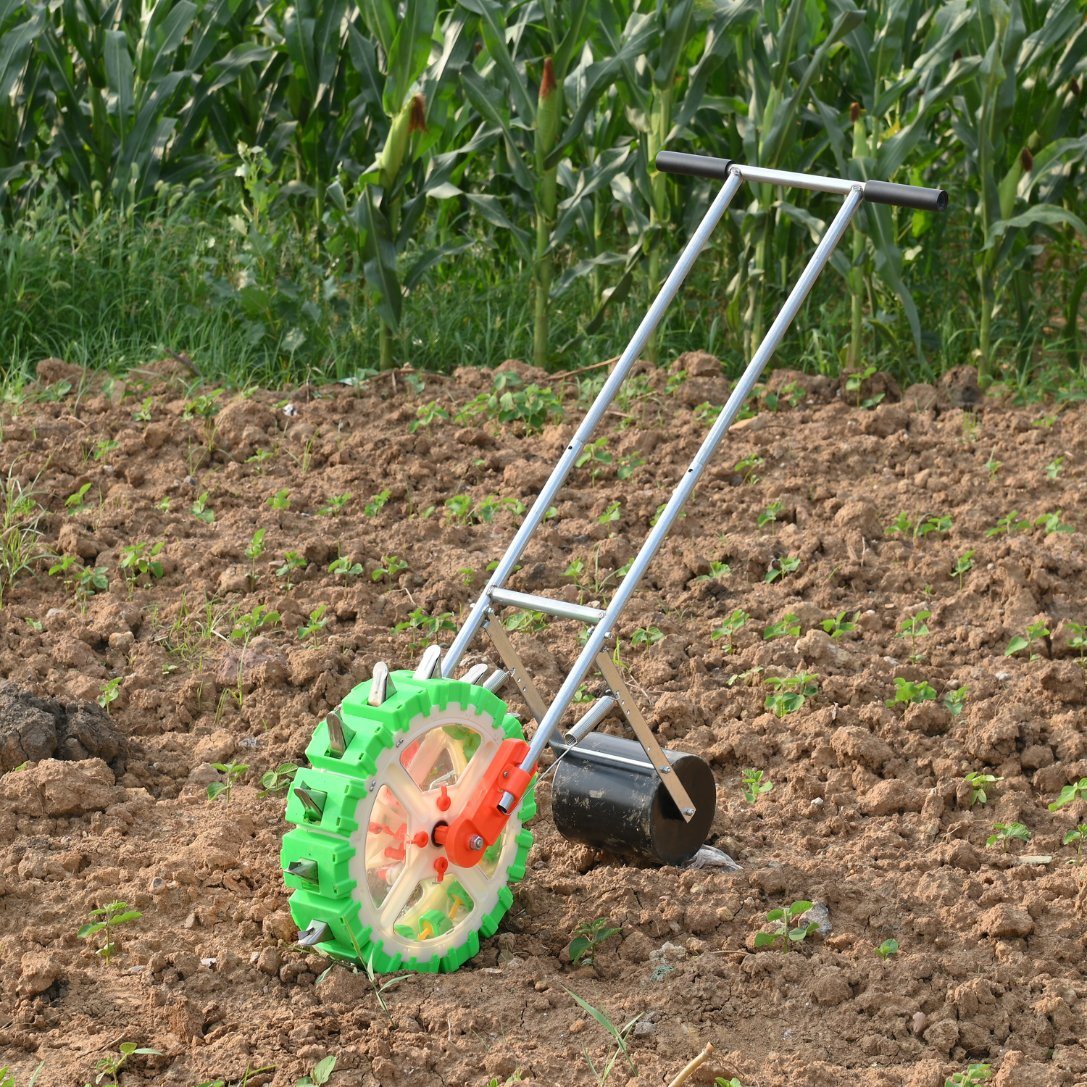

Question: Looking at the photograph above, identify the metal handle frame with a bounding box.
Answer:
[441,162,873,779]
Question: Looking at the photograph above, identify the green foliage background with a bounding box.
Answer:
[0,0,1084,388]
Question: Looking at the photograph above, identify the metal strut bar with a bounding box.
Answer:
[440,169,747,678]
[494,179,868,810]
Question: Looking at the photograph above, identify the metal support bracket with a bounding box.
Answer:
[482,612,549,725]
[596,652,696,822]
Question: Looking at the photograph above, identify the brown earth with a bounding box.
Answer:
[1,354,1086,1087]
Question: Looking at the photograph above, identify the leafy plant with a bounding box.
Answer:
[763,613,801,640]
[191,492,215,524]
[1062,825,1087,865]
[711,608,749,653]
[740,769,772,805]
[733,454,764,485]
[363,490,391,517]
[1045,457,1064,480]
[371,555,408,582]
[764,555,800,584]
[97,677,122,714]
[694,561,731,583]
[1067,622,1087,661]
[597,501,622,525]
[896,610,931,656]
[964,771,1001,807]
[394,608,456,648]
[266,488,291,510]
[87,1042,163,1087]
[943,686,969,717]
[329,556,365,579]
[1048,778,1087,812]
[764,673,818,718]
[119,541,165,585]
[1034,510,1073,534]
[986,822,1031,851]
[630,626,663,649]
[207,762,248,802]
[76,566,110,601]
[296,1056,336,1087]
[78,901,141,964]
[821,610,856,638]
[754,900,819,951]
[299,605,329,642]
[886,677,937,707]
[317,493,353,517]
[66,482,93,510]
[951,550,975,588]
[456,376,563,431]
[757,500,783,528]
[260,763,299,795]
[876,938,900,959]
[945,1064,991,1087]
[1004,620,1050,660]
[276,551,307,590]
[568,918,620,967]
[986,511,1029,537]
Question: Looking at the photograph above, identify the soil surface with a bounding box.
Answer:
[1,355,1086,1087]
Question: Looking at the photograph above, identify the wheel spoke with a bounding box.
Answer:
[378,852,431,928]
[379,762,431,827]
[455,863,497,905]
[445,740,499,820]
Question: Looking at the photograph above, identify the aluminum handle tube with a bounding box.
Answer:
[440,169,745,677]
[517,182,866,774]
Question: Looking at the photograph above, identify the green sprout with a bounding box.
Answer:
[329,555,364,578]
[942,686,969,717]
[945,1064,992,1087]
[964,771,1001,806]
[259,763,299,795]
[821,610,856,638]
[207,762,248,802]
[317,492,353,516]
[763,613,801,640]
[986,511,1029,537]
[896,610,931,656]
[986,822,1031,851]
[886,677,936,707]
[1062,825,1087,865]
[191,491,215,524]
[764,555,800,584]
[1048,778,1087,812]
[740,769,772,805]
[754,900,819,951]
[90,1042,164,1086]
[299,604,329,641]
[97,677,122,714]
[266,488,291,510]
[693,560,731,583]
[630,626,663,649]
[78,901,141,964]
[1004,620,1050,660]
[764,673,818,717]
[951,550,975,588]
[296,1056,336,1086]
[757,500,783,528]
[568,918,620,967]
[363,489,391,517]
[876,938,900,959]
[119,541,165,584]
[371,555,408,582]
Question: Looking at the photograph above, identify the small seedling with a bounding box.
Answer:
[757,500,783,528]
[694,560,731,583]
[942,686,969,717]
[1034,510,1073,534]
[276,551,307,589]
[916,513,952,538]
[296,1056,336,1086]
[1004,620,1050,660]
[886,512,915,537]
[97,677,122,714]
[630,626,663,649]
[410,401,450,432]
[1062,825,1086,865]
[711,608,749,652]
[740,768,772,805]
[568,918,620,966]
[76,566,110,600]
[733,454,764,485]
[1045,456,1064,480]
[764,673,818,717]
[90,438,119,462]
[132,396,153,422]
[394,608,456,648]
[821,610,856,638]
[191,492,215,524]
[317,492,352,516]
[260,763,299,795]
[119,541,165,584]
[763,613,801,640]
[597,500,622,525]
[299,605,329,641]
[714,1079,744,1087]
[1048,778,1087,812]
[506,609,549,634]
[845,364,883,408]
[78,901,141,964]
[984,454,1001,479]
[245,528,266,565]
[231,604,280,643]
[886,677,936,707]
[951,550,975,588]
[764,555,800,584]
[266,488,291,510]
[363,489,391,517]
[66,482,93,510]
[876,938,900,959]
[1067,621,1087,661]
[986,822,1031,851]
[89,1042,163,1086]
[986,511,1029,537]
[754,900,819,950]
[207,762,248,801]
[964,771,1001,806]
[371,555,408,582]
[896,610,931,656]
[945,1064,992,1087]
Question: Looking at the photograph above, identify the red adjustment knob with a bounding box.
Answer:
[436,785,451,812]
[411,831,430,848]
[433,857,448,883]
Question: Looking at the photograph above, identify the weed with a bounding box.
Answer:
[329,556,365,579]
[299,605,329,641]
[363,490,391,517]
[191,492,215,524]
[764,555,800,584]
[505,610,549,634]
[886,677,937,707]
[951,551,975,588]
[942,686,969,717]
[87,1042,163,1086]
[711,608,749,653]
[945,1064,992,1087]
[733,454,764,485]
[66,482,93,510]
[757,500,783,528]
[876,938,900,959]
[764,673,818,717]
[260,763,299,795]
[563,986,640,1083]
[1004,620,1050,660]
[754,900,819,950]
[370,555,408,582]
[0,470,44,608]
[630,626,663,649]
[568,918,620,966]
[78,901,141,964]
[207,762,248,801]
[964,771,1001,806]
[986,511,1029,537]
[1,1065,43,1087]
[119,541,165,585]
[1062,825,1087,865]
[276,551,307,589]
[317,492,352,516]
[694,560,731,583]
[1048,778,1087,812]
[740,769,772,805]
[763,613,801,640]
[821,610,856,638]
[296,1056,336,1086]
[97,677,122,714]
[986,822,1031,850]
[267,488,291,510]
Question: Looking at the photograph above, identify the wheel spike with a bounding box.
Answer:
[461,662,490,686]
[368,661,396,707]
[297,920,330,947]
[482,668,509,693]
[294,786,326,819]
[287,859,318,882]
[326,706,349,757]
[414,644,442,680]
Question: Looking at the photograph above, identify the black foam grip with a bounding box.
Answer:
[655,150,733,181]
[864,180,949,212]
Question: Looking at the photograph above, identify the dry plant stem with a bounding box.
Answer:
[666,1042,715,1087]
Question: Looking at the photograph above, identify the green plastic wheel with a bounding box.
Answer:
[280,669,535,974]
